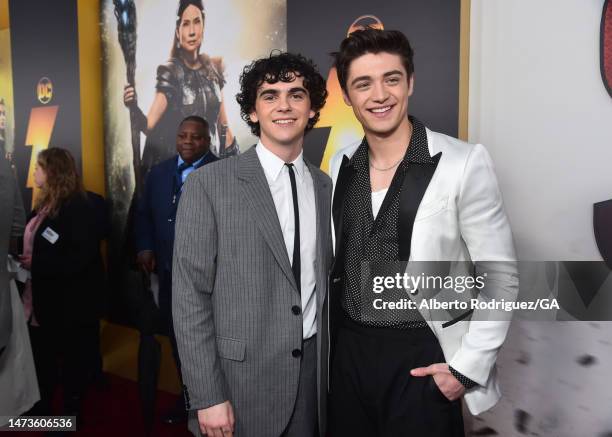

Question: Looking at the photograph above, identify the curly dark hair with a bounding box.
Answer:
[332,28,414,93]
[236,52,328,137]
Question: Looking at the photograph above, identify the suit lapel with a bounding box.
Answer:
[238,147,299,293]
[331,156,355,254]
[397,152,441,260]
[307,161,330,310]
[168,158,178,200]
[166,159,179,226]
[330,156,355,279]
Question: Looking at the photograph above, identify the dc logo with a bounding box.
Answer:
[37,77,53,104]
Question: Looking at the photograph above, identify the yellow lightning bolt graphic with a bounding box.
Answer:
[318,68,364,174]
[25,105,59,205]
[318,15,384,173]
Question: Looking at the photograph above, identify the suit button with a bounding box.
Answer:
[292,305,301,315]
[292,349,302,358]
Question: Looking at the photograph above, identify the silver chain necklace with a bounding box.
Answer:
[368,123,413,172]
[369,157,402,171]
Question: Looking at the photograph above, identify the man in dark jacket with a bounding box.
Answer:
[135,115,217,424]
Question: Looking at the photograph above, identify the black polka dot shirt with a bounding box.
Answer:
[340,117,431,329]
[339,116,478,389]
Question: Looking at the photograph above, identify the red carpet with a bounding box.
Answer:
[4,374,193,437]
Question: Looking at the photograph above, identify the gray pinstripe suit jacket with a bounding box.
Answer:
[173,146,332,437]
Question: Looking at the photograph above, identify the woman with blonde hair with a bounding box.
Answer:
[19,147,103,420]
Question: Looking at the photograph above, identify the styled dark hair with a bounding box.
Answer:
[236,52,328,137]
[170,0,205,59]
[179,115,210,137]
[332,28,414,93]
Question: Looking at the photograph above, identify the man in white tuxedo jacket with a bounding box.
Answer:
[327,28,518,437]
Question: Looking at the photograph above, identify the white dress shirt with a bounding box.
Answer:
[256,141,317,339]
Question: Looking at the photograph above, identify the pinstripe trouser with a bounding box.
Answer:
[282,335,318,437]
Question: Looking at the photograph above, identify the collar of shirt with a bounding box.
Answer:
[255,140,306,184]
[177,153,207,171]
[348,116,435,172]
[177,153,209,183]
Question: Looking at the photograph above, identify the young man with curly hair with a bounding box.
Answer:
[172,52,332,437]
[327,28,518,436]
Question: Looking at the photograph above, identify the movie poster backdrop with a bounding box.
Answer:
[101,0,287,324]
[6,0,83,212]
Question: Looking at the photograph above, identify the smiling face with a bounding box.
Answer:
[342,52,413,138]
[176,120,210,164]
[249,74,315,150]
[176,4,204,55]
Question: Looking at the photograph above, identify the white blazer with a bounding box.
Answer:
[329,127,519,415]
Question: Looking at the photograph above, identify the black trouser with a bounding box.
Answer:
[29,321,99,414]
[158,271,184,408]
[91,318,104,379]
[329,314,464,437]
[158,271,181,373]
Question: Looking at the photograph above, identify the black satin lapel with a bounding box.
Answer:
[398,153,441,260]
[330,156,354,277]
[332,156,354,249]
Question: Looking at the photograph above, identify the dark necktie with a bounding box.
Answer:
[173,161,191,205]
[175,162,190,194]
[285,163,301,293]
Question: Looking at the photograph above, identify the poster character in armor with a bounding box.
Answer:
[123,0,238,178]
